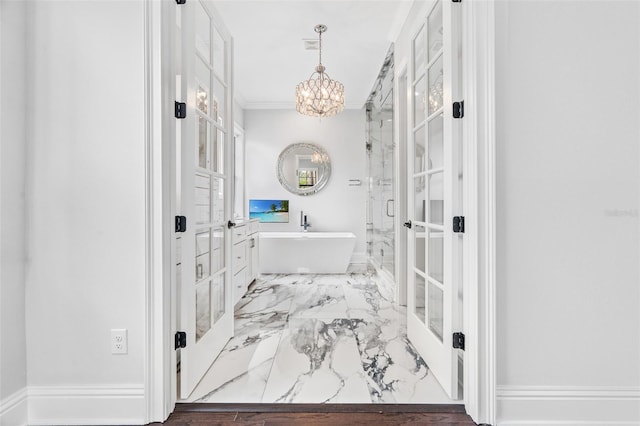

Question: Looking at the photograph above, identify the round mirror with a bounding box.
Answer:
[277,143,331,196]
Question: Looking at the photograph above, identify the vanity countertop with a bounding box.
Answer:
[233,218,259,227]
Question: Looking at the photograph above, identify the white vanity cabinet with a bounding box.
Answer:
[232,219,260,305]
[247,219,260,283]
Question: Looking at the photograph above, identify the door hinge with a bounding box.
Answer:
[453,101,464,118]
[453,216,465,233]
[452,0,462,3]
[175,216,187,233]
[453,332,465,350]
[175,331,187,349]
[176,0,186,4]
[174,101,186,119]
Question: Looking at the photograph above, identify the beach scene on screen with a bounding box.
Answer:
[249,199,289,223]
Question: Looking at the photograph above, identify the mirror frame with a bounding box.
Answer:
[276,142,331,196]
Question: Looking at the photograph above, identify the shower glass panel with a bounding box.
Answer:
[366,46,395,278]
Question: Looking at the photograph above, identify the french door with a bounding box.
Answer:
[406,0,462,400]
[178,0,234,399]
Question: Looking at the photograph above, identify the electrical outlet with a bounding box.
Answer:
[111,329,128,354]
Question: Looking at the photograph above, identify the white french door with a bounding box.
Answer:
[178,0,234,399]
[406,0,462,400]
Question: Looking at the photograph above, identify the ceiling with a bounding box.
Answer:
[213,0,413,110]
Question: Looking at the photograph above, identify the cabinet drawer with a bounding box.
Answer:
[233,268,247,302]
[249,220,259,235]
[232,240,247,274]
[232,225,247,242]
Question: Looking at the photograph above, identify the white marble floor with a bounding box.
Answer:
[185,270,460,404]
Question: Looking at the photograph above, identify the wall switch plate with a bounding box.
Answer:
[111,329,128,354]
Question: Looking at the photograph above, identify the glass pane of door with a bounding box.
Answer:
[428,173,444,225]
[427,0,443,61]
[413,25,426,77]
[428,57,444,114]
[427,228,444,283]
[414,224,426,273]
[428,281,444,341]
[428,114,444,170]
[414,125,426,173]
[414,273,426,324]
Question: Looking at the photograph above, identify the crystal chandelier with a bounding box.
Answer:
[311,151,329,164]
[295,24,345,118]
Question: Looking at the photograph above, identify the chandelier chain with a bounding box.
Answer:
[318,28,322,68]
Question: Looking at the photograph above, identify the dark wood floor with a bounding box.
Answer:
[158,403,477,425]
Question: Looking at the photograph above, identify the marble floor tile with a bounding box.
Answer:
[288,284,349,319]
[261,317,371,403]
[236,282,296,315]
[183,272,457,405]
[260,274,315,286]
[188,300,288,402]
[352,313,443,403]
[190,333,280,403]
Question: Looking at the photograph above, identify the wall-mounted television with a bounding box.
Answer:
[249,199,289,223]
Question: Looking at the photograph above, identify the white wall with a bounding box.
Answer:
[24,1,148,424]
[234,101,245,129]
[495,1,640,424]
[0,1,28,424]
[244,109,367,261]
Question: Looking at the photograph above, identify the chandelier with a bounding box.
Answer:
[311,151,329,164]
[295,24,345,118]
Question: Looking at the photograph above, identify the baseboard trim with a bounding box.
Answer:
[497,386,640,426]
[27,385,146,425]
[0,387,28,426]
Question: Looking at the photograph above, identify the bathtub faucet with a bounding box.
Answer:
[300,211,312,232]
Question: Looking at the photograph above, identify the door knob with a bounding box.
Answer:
[403,220,412,229]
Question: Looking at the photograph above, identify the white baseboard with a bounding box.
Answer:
[0,387,28,426]
[27,385,146,425]
[497,385,640,426]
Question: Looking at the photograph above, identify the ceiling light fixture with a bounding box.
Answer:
[295,24,345,118]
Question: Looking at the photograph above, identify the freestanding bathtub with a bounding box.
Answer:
[259,232,356,274]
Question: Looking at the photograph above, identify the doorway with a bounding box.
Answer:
[152,0,498,422]
[176,0,462,406]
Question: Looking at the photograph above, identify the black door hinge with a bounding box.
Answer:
[453,216,465,233]
[453,101,464,118]
[175,101,186,119]
[176,0,186,4]
[452,0,462,3]
[175,331,187,349]
[453,332,465,350]
[175,216,187,233]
